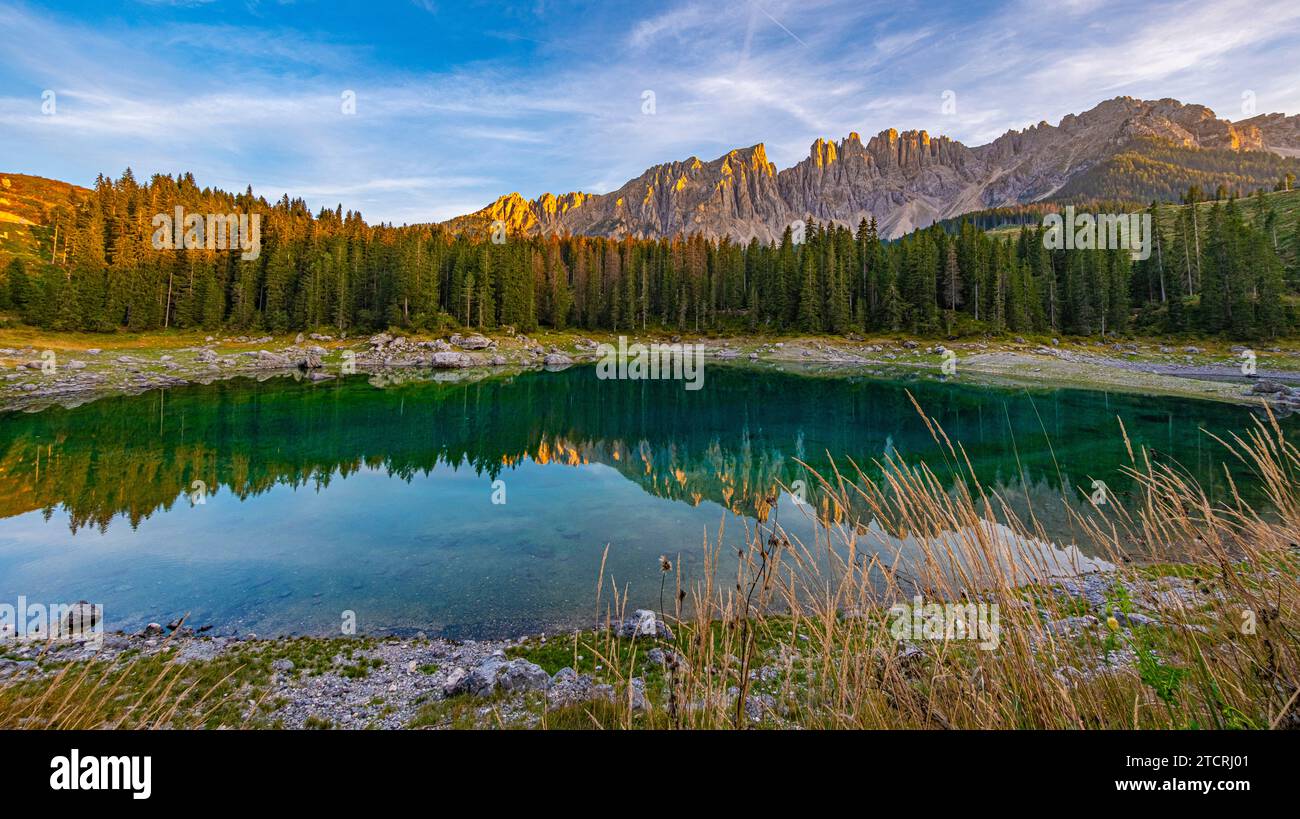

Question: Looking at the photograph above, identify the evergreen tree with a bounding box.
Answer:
[4,258,29,314]
[4,167,1290,340]
[796,246,821,333]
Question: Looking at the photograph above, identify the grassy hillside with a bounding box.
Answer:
[0,172,87,267]
[1052,137,1300,204]
[981,186,1300,250]
[1150,186,1300,260]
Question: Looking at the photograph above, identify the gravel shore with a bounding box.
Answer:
[4,330,1299,414]
[0,568,1241,730]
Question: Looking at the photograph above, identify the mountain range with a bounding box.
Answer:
[443,96,1300,241]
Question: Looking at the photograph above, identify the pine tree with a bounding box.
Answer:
[4,258,29,313]
[1106,248,1130,335]
[475,246,495,328]
[6,167,1291,341]
[263,240,295,332]
[1256,231,1287,338]
[1165,255,1187,333]
[941,242,963,311]
[795,248,822,332]
[826,254,852,334]
[941,242,962,333]
[1292,209,1300,288]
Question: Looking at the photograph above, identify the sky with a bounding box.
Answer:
[2,0,1298,225]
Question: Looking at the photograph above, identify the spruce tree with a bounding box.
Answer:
[4,258,28,313]
[796,248,822,332]
[1256,232,1287,338]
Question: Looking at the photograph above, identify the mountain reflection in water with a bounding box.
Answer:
[0,364,1275,638]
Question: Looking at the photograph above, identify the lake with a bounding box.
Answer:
[0,363,1282,639]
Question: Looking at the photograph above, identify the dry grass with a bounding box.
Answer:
[568,396,1299,730]
[0,630,259,729]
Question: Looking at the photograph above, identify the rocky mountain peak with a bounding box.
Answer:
[442,96,1300,242]
[536,191,589,217]
[481,192,539,233]
[809,137,838,167]
[719,143,776,177]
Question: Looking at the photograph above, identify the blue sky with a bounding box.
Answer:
[2,0,1298,224]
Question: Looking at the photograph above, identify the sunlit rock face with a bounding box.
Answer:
[1238,111,1300,158]
[443,96,1298,241]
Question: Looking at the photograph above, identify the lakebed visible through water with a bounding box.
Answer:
[0,363,1287,639]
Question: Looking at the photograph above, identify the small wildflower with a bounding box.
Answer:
[1106,615,1120,631]
[659,555,672,573]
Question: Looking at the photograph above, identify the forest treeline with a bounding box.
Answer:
[2,169,1298,339]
